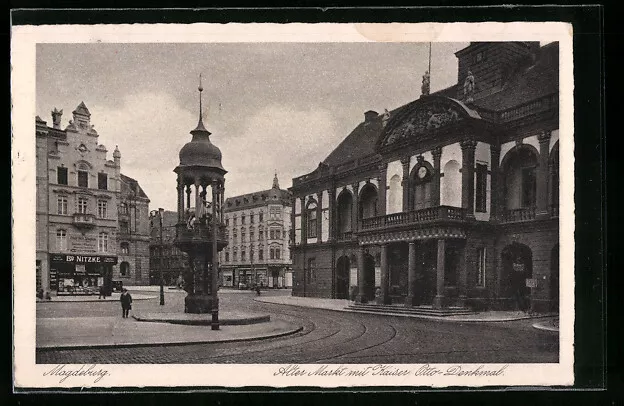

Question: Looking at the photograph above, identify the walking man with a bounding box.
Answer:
[120,288,133,318]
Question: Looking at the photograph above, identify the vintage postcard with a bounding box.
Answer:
[12,22,574,389]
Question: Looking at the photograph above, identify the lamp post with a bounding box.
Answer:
[150,208,165,306]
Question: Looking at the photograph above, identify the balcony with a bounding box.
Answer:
[72,213,96,228]
[501,207,536,223]
[174,222,228,252]
[336,231,354,241]
[360,206,466,231]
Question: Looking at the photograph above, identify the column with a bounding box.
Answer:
[211,182,220,330]
[356,245,366,303]
[432,147,442,206]
[461,140,477,219]
[433,239,446,309]
[405,241,417,307]
[300,197,307,246]
[378,244,389,304]
[316,191,323,241]
[458,242,468,307]
[536,131,552,218]
[185,185,192,211]
[490,143,501,221]
[328,186,336,242]
[401,156,411,211]
[378,163,388,216]
[351,182,360,232]
[177,177,184,223]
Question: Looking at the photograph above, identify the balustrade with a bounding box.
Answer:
[501,207,536,223]
[359,206,466,231]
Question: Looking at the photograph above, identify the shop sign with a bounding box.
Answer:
[525,278,537,288]
[49,253,118,265]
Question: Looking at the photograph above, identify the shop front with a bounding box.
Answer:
[49,253,118,296]
[235,268,268,288]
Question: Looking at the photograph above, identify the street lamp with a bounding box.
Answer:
[150,208,165,306]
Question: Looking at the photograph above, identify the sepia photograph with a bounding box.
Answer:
[12,22,574,388]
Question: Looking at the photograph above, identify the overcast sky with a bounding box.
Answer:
[36,42,468,210]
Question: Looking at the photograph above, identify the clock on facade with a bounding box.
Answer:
[417,166,428,179]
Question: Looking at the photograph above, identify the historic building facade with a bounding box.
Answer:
[117,174,151,285]
[219,174,293,288]
[290,42,560,313]
[149,210,189,286]
[36,102,151,294]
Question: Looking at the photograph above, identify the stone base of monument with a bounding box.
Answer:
[184,294,216,314]
[133,311,270,326]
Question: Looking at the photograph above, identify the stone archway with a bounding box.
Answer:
[501,242,533,311]
[335,255,350,299]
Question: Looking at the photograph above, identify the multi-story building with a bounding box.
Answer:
[219,174,293,288]
[36,103,121,295]
[117,174,151,285]
[148,210,188,286]
[35,102,151,294]
[290,42,560,313]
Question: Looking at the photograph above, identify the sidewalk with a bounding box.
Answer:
[36,316,301,350]
[532,317,559,333]
[254,295,558,323]
[37,292,156,303]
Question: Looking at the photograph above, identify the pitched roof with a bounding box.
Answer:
[72,101,91,117]
[322,118,383,167]
[120,173,149,200]
[224,187,291,211]
[472,42,559,111]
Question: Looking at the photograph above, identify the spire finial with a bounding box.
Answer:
[191,74,210,134]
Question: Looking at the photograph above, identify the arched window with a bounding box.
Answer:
[441,160,461,207]
[502,146,538,210]
[120,261,130,276]
[387,174,402,214]
[336,190,353,236]
[410,162,434,210]
[359,184,379,219]
[306,201,318,238]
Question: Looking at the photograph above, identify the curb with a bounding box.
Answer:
[254,297,557,323]
[132,314,271,326]
[36,324,303,351]
[532,321,559,333]
[37,295,157,303]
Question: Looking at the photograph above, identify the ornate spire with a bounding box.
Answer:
[272,171,280,189]
[192,73,210,134]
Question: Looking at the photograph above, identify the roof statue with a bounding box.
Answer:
[421,70,431,96]
[272,171,280,189]
[381,109,391,128]
[463,70,475,104]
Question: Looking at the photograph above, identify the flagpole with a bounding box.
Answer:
[428,42,432,77]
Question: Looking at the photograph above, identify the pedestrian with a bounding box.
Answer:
[120,288,133,318]
[98,285,106,299]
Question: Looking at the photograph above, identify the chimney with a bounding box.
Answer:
[364,110,378,123]
[51,108,63,129]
